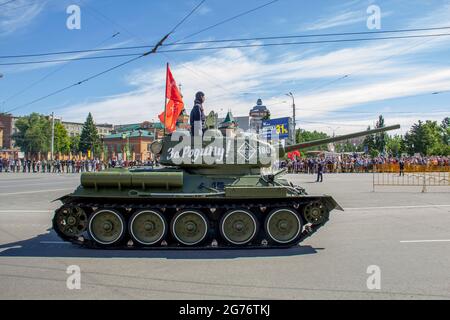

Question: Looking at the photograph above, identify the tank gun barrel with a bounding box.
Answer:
[283,124,400,154]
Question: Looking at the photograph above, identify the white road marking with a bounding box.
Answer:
[345,204,450,210]
[400,240,450,243]
[0,188,72,196]
[0,246,22,253]
[0,182,72,189]
[0,210,52,213]
[40,241,71,245]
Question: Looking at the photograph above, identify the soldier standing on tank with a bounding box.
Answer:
[190,91,206,137]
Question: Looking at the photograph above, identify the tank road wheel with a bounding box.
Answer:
[129,210,167,246]
[53,206,88,239]
[171,210,208,246]
[265,208,302,245]
[88,210,126,246]
[220,209,258,246]
[304,202,330,225]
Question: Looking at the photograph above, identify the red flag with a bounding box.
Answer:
[158,64,184,133]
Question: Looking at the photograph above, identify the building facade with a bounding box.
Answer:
[0,121,3,149]
[114,121,165,139]
[249,99,271,133]
[103,130,155,162]
[219,111,238,136]
[0,113,15,150]
[62,121,114,138]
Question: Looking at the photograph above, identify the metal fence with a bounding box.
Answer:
[373,164,450,192]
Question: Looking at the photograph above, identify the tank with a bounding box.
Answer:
[52,124,400,249]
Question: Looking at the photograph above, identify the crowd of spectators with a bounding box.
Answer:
[0,157,157,173]
[280,154,449,174]
[1,154,448,174]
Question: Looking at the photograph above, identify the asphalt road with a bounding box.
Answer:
[0,172,449,300]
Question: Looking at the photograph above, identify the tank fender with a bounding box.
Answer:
[321,195,344,212]
[52,194,72,203]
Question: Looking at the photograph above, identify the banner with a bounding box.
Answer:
[158,63,184,133]
[262,117,290,140]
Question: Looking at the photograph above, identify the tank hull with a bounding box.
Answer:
[52,169,343,249]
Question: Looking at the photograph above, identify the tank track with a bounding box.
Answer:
[52,198,330,250]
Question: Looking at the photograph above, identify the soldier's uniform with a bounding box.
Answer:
[190,92,206,136]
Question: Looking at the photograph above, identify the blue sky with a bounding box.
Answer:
[0,0,449,135]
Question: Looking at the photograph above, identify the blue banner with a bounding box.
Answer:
[262,117,290,140]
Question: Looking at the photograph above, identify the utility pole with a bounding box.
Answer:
[286,92,296,143]
[0,73,4,114]
[51,112,55,161]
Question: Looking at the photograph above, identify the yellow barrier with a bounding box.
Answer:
[373,165,449,192]
[373,164,450,173]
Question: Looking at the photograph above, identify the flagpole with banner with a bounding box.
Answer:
[159,63,184,135]
[163,63,169,137]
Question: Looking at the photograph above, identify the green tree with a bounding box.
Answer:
[363,126,377,156]
[335,140,363,153]
[385,135,404,156]
[54,122,71,154]
[296,129,330,152]
[404,120,446,156]
[79,113,101,156]
[70,134,81,154]
[375,115,387,154]
[13,113,51,155]
[442,117,450,146]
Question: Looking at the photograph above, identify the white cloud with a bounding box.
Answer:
[302,11,368,31]
[298,114,446,136]
[0,0,47,36]
[3,39,134,74]
[59,43,450,130]
[57,2,450,134]
[299,0,393,32]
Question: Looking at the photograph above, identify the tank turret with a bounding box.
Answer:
[150,124,400,173]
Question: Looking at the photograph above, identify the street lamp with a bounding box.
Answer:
[327,126,341,137]
[286,92,296,143]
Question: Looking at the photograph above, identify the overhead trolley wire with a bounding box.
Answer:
[3,32,450,66]
[1,32,122,105]
[3,25,450,60]
[4,0,282,113]
[4,0,207,113]
[0,0,17,7]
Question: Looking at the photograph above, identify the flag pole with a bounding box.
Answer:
[163,63,169,137]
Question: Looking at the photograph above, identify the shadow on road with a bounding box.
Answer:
[0,229,320,260]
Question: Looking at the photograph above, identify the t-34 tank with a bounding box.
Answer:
[53,125,400,249]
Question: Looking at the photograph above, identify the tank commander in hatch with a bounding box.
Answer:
[190,91,206,136]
